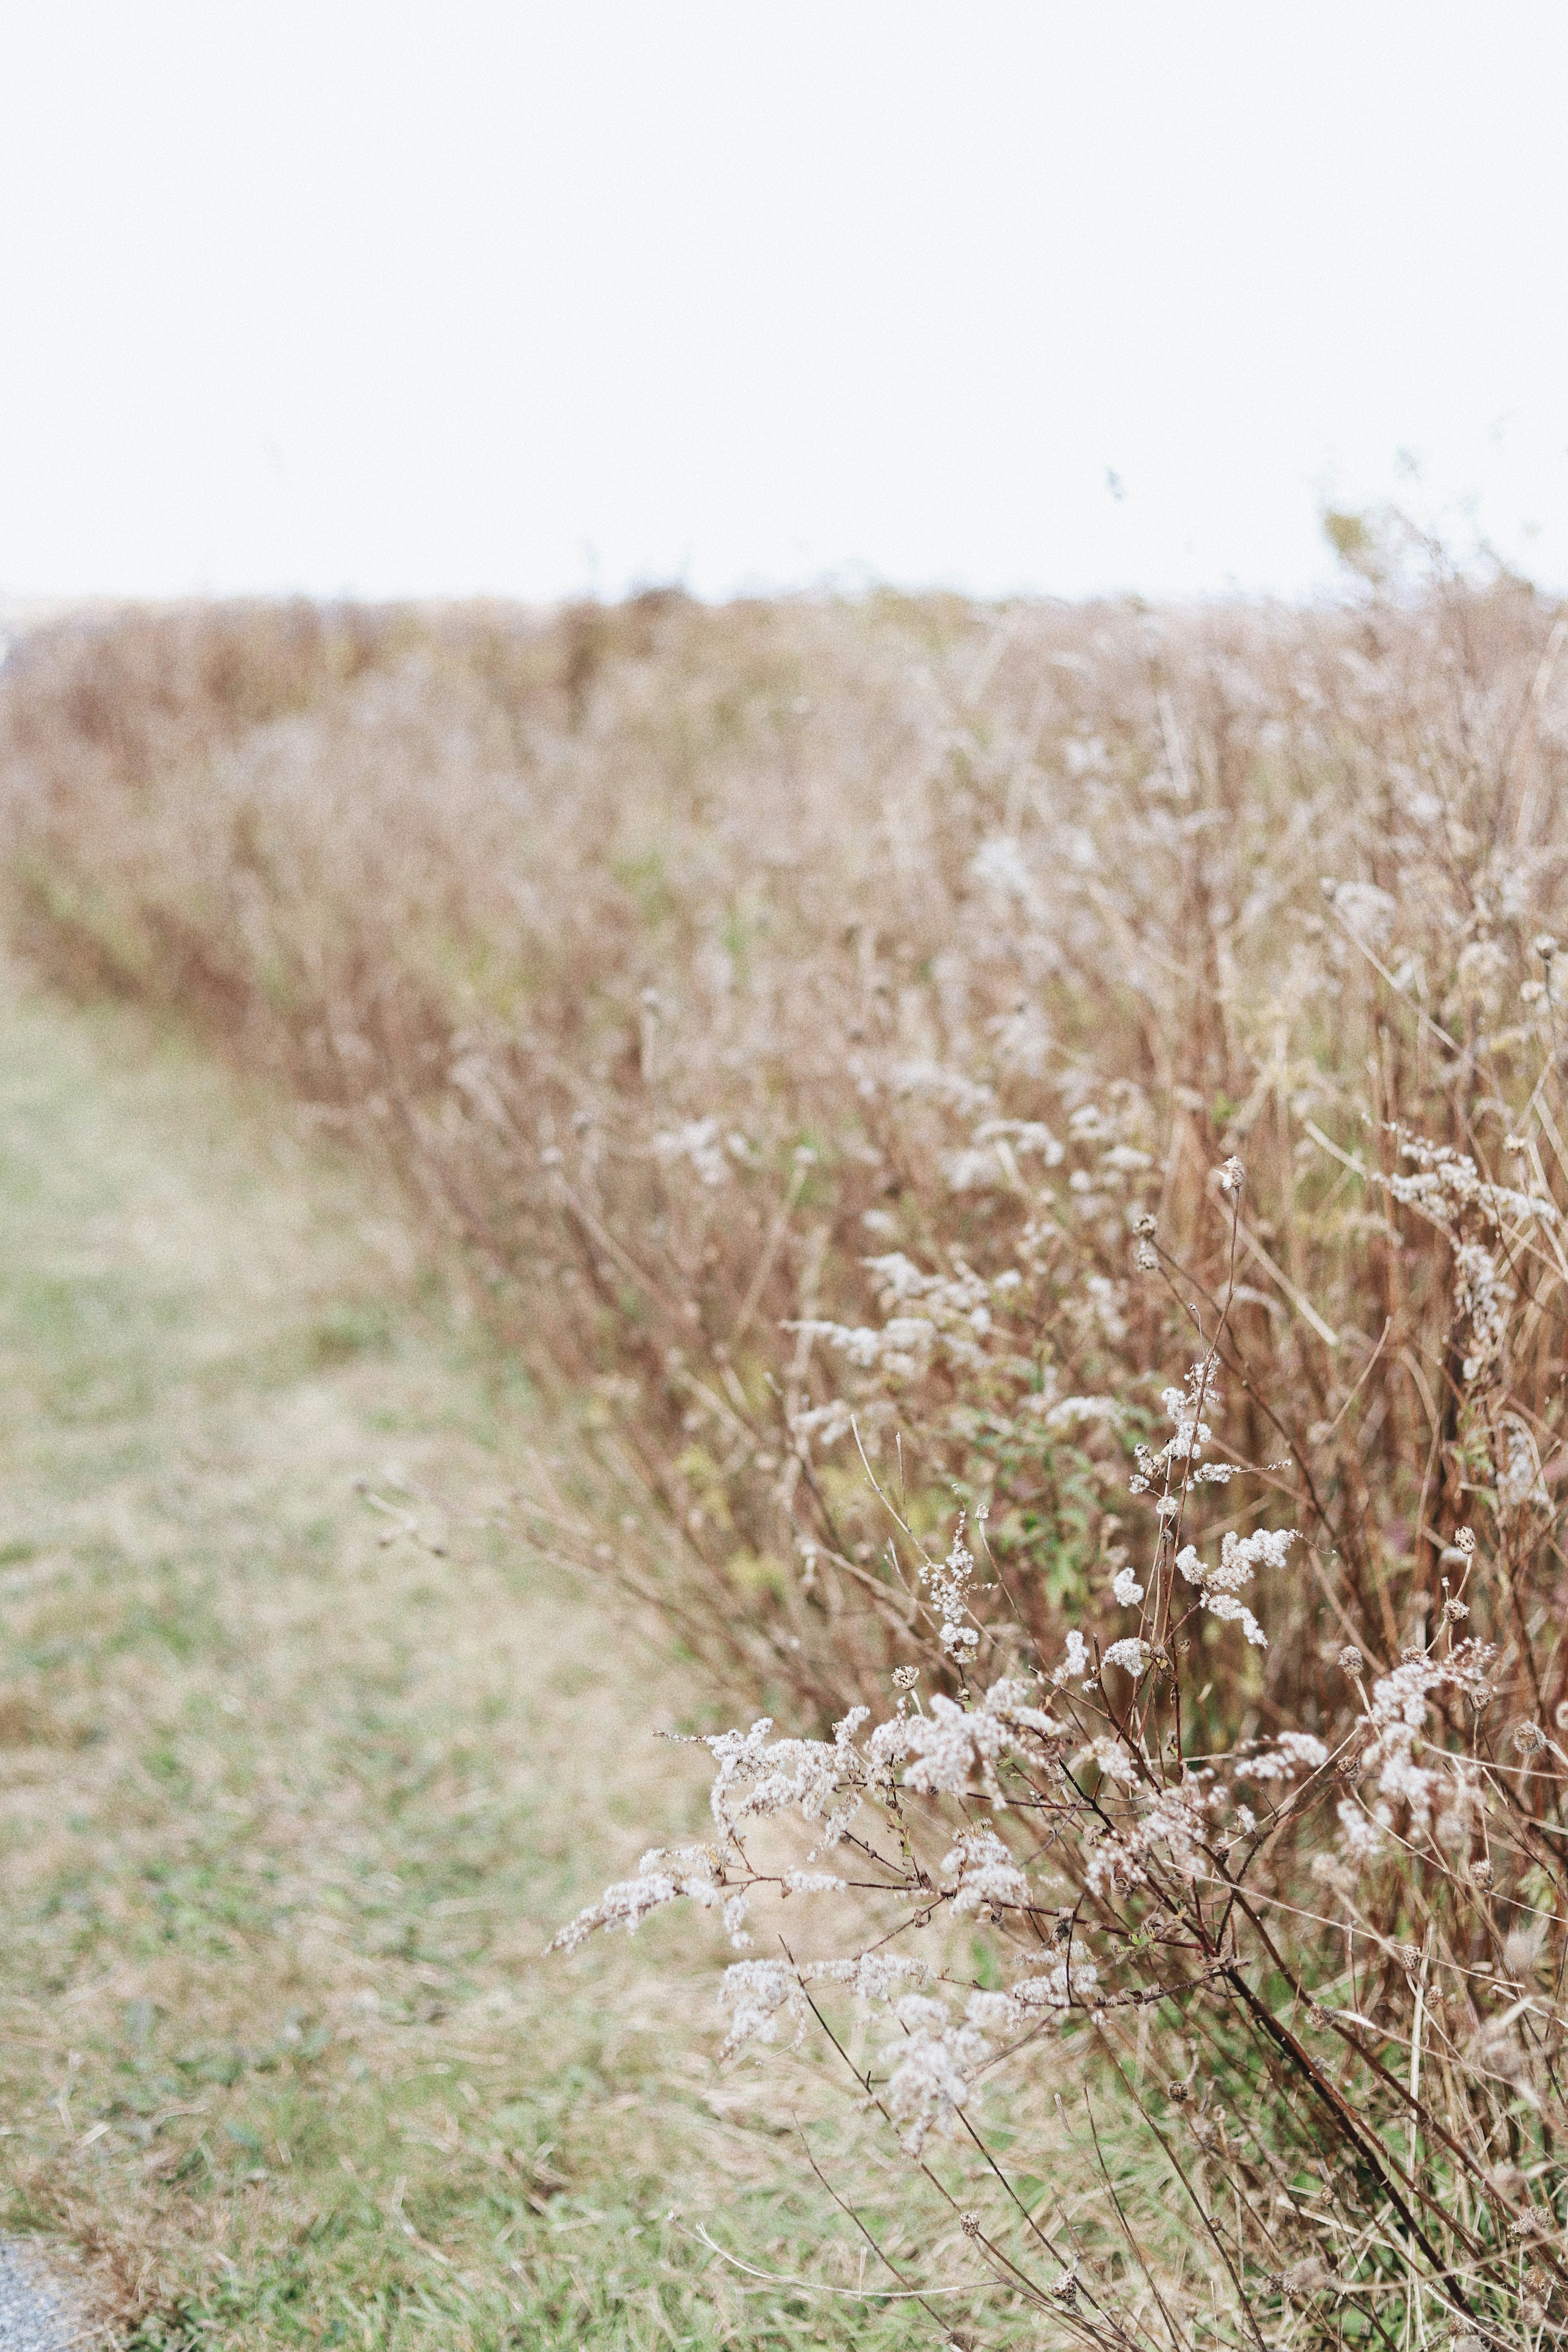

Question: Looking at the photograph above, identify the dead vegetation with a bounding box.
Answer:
[5,544,1568,2343]
[5,570,1568,1714]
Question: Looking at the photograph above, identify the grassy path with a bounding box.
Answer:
[0,981,921,2350]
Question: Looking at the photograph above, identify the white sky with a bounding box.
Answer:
[3,3,1567,607]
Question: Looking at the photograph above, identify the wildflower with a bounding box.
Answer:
[1042,1393,1122,1432]
[805,1953,930,2002]
[964,1990,1023,2035]
[1102,1636,1151,1677]
[718,1960,809,2059]
[1055,1629,1090,1685]
[1511,1720,1547,1756]
[1338,1645,1364,1680]
[789,1398,856,1449]
[1453,936,1508,1014]
[942,1825,1030,1914]
[1381,1132,1555,1239]
[900,1698,994,1794]
[865,1713,912,1770]
[1112,1565,1145,1606]
[1245,1731,1328,1780]
[1337,1795,1391,1859]
[860,1251,929,1303]
[1334,1640,1492,1861]
[548,1844,723,1951]
[1174,1527,1292,1648]
[982,1675,1063,1737]
[891,1664,919,1691]
[1452,1241,1509,1381]
[888,1061,995,1119]
[1086,1778,1211,1895]
[1014,1958,1098,2012]
[1074,1734,1140,1787]
[1160,1384,1212,1461]
[942,1144,1017,1192]
[880,1994,989,2156]
[1309,1851,1354,1897]
[1217,1155,1245,1193]
[1204,1591,1268,1647]
[704,1712,868,1843]
[975,1117,1063,1165]
[920,1518,979,1654]
[1215,1526,1295,1583]
[1497,1415,1548,1511]
[896,1680,1061,1803]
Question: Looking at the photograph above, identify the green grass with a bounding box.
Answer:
[0,977,967,2349]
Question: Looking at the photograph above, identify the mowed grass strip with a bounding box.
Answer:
[0,979,941,2350]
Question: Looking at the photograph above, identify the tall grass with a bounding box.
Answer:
[3,548,1568,2340]
[6,570,1568,1699]
[556,1159,1568,2344]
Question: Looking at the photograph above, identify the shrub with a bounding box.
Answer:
[556,1166,1568,2345]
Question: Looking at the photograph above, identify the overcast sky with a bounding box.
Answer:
[3,4,1566,606]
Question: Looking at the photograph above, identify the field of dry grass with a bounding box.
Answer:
[4,559,1568,2347]
[6,576,1568,1708]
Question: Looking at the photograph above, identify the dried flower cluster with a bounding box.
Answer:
[557,1176,1568,2345]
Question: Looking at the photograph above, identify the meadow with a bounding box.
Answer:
[2,539,1567,2346]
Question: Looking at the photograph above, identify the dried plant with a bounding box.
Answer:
[557,1167,1568,2346]
[5,573,1568,1707]
[4,554,1568,2339]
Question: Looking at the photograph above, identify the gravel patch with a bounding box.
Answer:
[0,2242,96,2351]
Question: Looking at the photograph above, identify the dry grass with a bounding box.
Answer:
[5,570,1568,1710]
[5,545,1568,2344]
